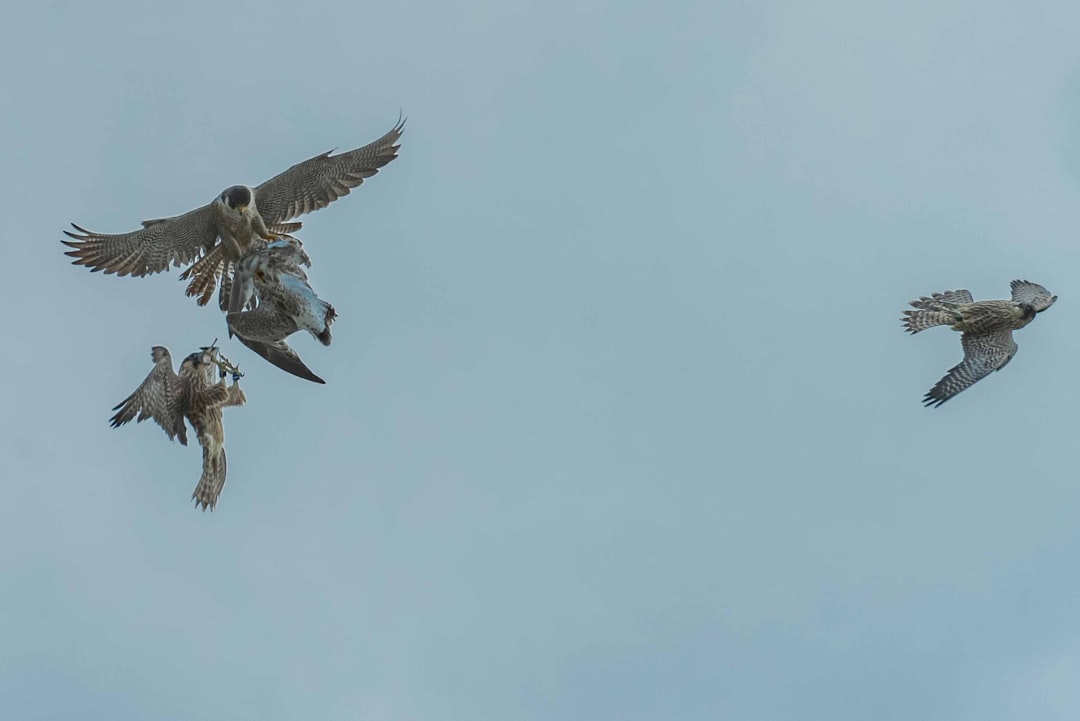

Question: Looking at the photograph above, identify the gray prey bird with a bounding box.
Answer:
[226,236,335,384]
[63,117,404,309]
[901,280,1057,407]
[109,345,247,511]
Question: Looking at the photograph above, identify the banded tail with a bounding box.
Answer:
[902,308,959,334]
[181,247,227,307]
[192,446,227,512]
[902,289,969,334]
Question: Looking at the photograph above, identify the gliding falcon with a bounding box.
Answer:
[109,345,247,511]
[63,117,404,308]
[901,280,1056,407]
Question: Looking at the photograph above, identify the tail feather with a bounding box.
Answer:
[192,446,227,512]
[217,264,235,313]
[182,249,226,307]
[902,308,957,334]
[908,297,950,312]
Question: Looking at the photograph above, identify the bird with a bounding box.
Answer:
[225,236,335,384]
[109,345,247,510]
[901,280,1057,407]
[62,116,404,309]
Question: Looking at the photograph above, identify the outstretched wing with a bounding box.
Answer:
[254,117,404,225]
[1010,280,1056,311]
[908,289,973,310]
[109,347,189,444]
[62,205,218,277]
[235,336,325,384]
[937,289,974,304]
[923,328,1018,407]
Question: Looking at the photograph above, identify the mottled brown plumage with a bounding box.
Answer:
[901,280,1056,406]
[62,117,404,308]
[110,346,247,510]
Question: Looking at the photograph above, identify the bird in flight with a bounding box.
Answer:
[226,236,335,383]
[63,117,404,309]
[901,280,1056,407]
[109,345,247,510]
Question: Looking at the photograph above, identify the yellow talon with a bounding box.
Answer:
[214,353,244,379]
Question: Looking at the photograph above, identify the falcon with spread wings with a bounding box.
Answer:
[63,117,403,309]
[109,345,247,510]
[901,280,1057,407]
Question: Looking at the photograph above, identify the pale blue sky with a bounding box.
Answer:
[4,1,1080,719]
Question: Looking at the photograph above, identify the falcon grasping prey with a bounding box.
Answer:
[63,117,404,308]
[109,345,247,510]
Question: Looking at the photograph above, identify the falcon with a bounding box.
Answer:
[901,280,1057,407]
[109,345,247,510]
[63,117,404,308]
[226,236,335,384]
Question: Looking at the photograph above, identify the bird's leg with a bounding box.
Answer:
[210,353,236,377]
[214,354,248,407]
[214,353,245,382]
[253,215,280,242]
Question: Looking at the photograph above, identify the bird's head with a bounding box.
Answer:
[1038,295,1058,312]
[179,352,203,374]
[180,342,217,375]
[219,185,253,214]
[199,340,220,364]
